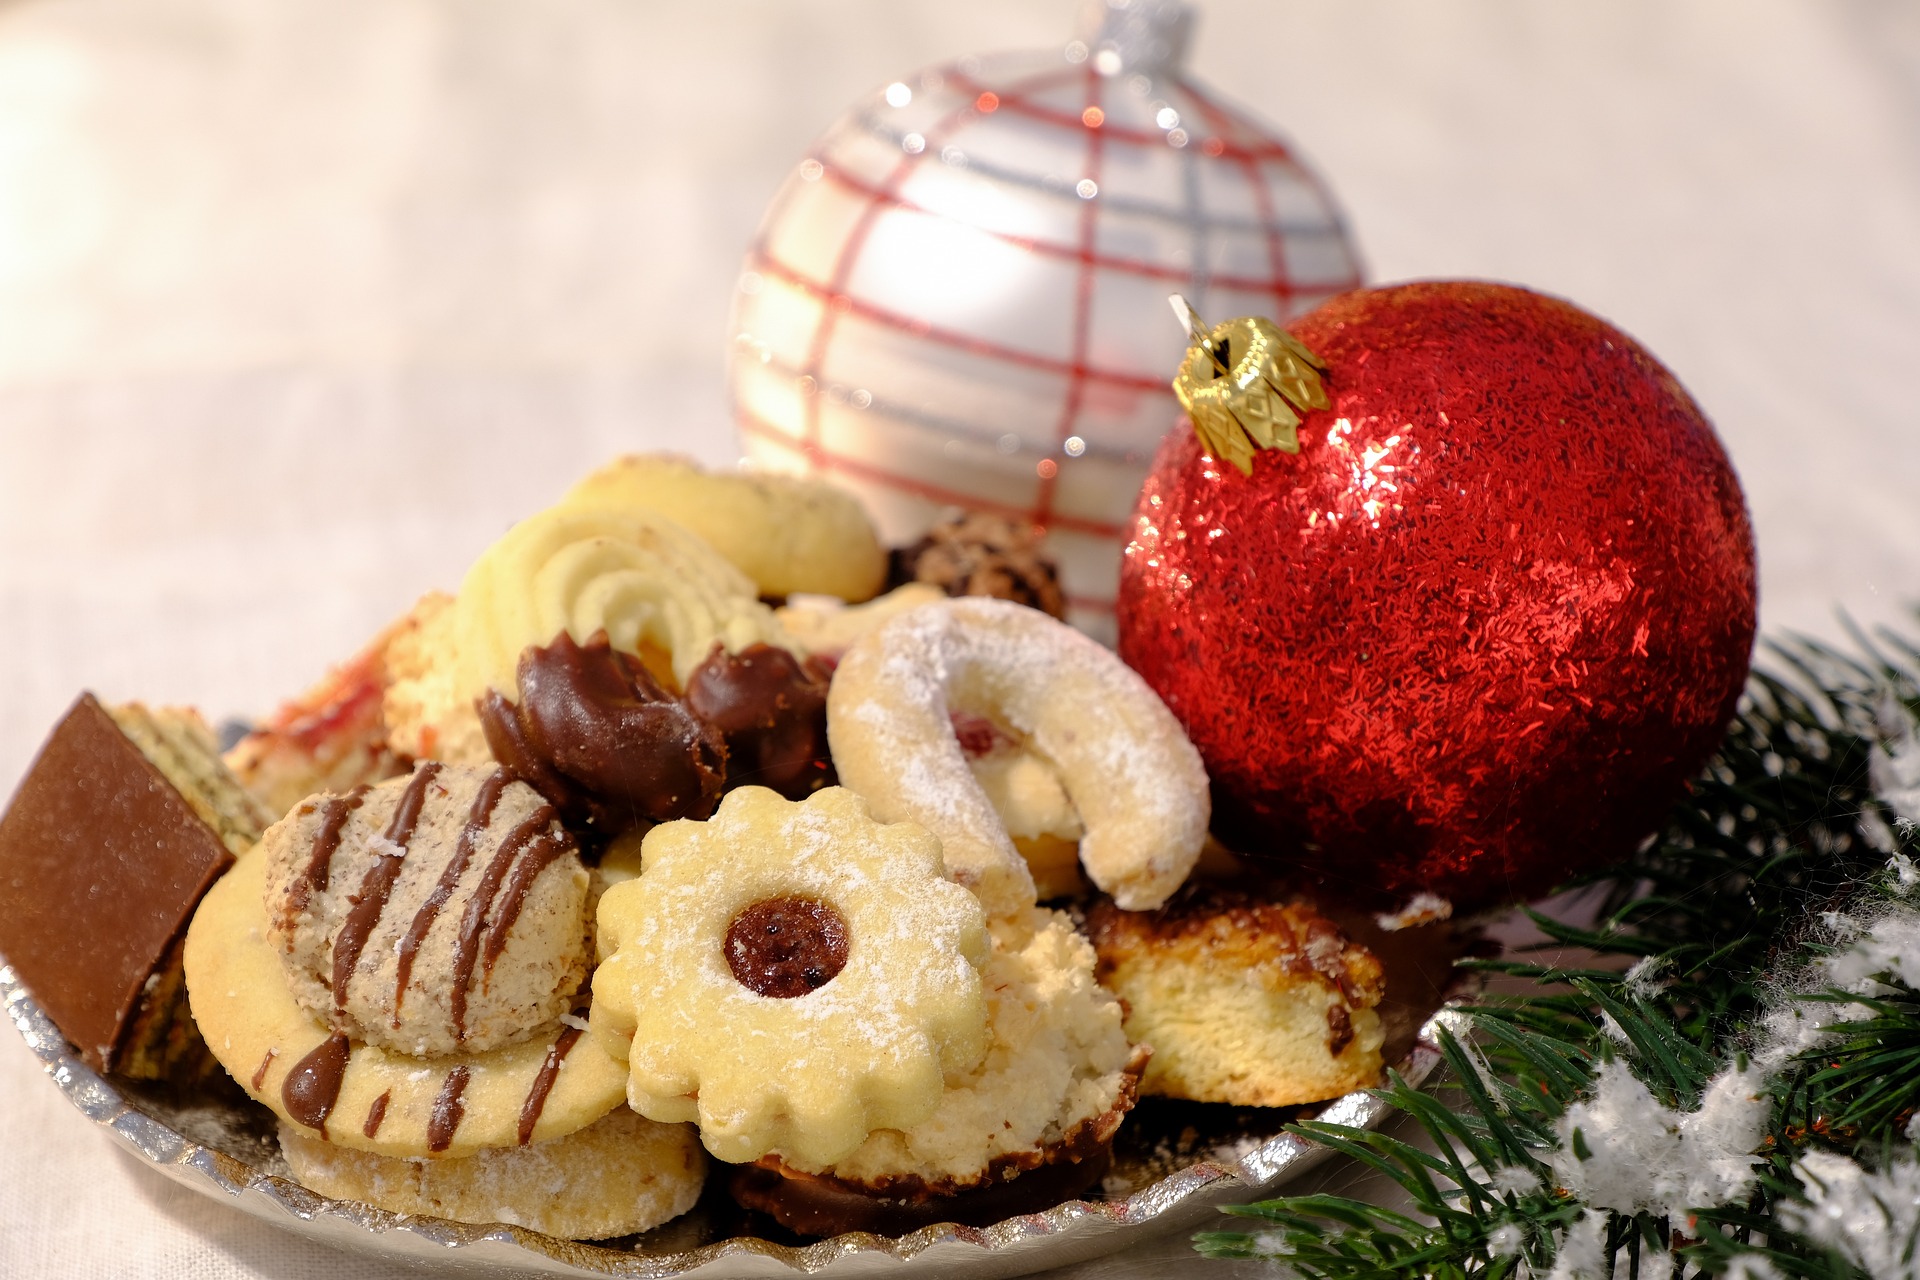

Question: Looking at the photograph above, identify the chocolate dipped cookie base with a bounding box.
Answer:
[730,1149,1113,1236]
[730,1045,1144,1237]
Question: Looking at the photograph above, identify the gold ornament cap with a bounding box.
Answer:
[1168,295,1329,475]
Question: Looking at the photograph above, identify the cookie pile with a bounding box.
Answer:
[0,453,1401,1240]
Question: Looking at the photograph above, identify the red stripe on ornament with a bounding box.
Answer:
[943,68,1299,162]
[786,66,1076,460]
[737,410,1127,540]
[751,250,1167,392]
[1177,78,1366,301]
[1035,63,1106,527]
[810,160,1349,299]
[1178,82,1296,316]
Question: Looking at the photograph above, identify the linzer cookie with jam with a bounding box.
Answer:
[591,786,993,1170]
[184,762,704,1237]
[0,693,271,1079]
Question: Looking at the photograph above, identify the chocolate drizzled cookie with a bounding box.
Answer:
[263,763,589,1058]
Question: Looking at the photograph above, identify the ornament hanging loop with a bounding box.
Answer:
[1168,294,1329,475]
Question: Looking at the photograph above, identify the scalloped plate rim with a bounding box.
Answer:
[3,959,1468,1278]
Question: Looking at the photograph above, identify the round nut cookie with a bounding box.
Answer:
[564,454,887,603]
[186,845,627,1159]
[262,764,589,1058]
[280,1105,705,1239]
[592,786,990,1169]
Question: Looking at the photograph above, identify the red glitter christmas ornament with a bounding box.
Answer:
[1117,282,1757,911]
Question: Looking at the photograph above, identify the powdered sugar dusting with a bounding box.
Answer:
[594,786,992,1169]
[826,598,1208,916]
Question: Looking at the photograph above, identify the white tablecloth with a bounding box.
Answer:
[4,1,1918,1274]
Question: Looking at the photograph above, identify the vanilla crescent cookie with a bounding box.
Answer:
[591,786,990,1169]
[563,454,888,603]
[826,598,1211,916]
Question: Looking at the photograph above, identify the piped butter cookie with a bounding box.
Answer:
[591,786,990,1168]
[562,454,888,603]
[456,503,792,699]
[385,502,798,765]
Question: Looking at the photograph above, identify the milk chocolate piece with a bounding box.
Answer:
[0,693,238,1073]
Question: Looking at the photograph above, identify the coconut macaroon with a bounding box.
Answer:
[737,908,1144,1232]
[262,763,589,1059]
[1085,886,1387,1108]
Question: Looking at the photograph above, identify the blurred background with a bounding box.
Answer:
[0,1,1917,1271]
[5,0,1920,789]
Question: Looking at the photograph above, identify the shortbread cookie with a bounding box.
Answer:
[1086,886,1386,1107]
[826,598,1209,917]
[954,716,1087,900]
[280,1105,705,1239]
[775,583,944,657]
[592,786,990,1168]
[186,836,626,1158]
[564,454,887,603]
[749,908,1142,1218]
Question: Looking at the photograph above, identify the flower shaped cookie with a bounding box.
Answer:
[591,786,990,1168]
